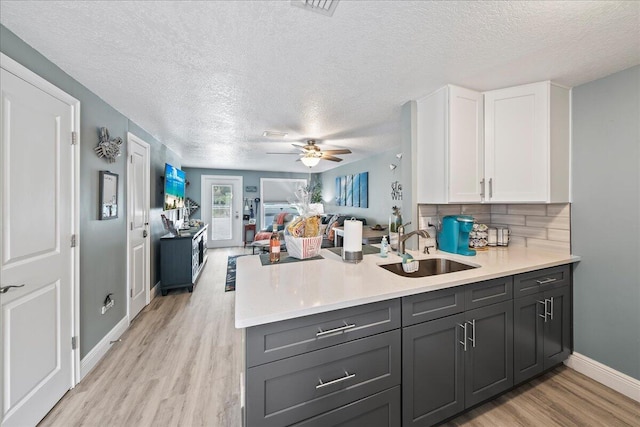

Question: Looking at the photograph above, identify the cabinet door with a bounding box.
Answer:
[513,294,544,384]
[448,85,484,203]
[484,82,549,202]
[464,301,513,407]
[543,286,571,368]
[402,314,465,426]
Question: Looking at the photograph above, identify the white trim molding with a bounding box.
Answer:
[565,353,640,402]
[80,316,129,380]
[151,281,161,301]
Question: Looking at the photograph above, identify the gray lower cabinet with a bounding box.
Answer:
[514,284,571,384]
[463,301,513,407]
[246,330,401,426]
[402,301,513,426]
[402,314,465,426]
[292,387,401,427]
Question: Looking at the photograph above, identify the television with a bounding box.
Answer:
[164,163,186,211]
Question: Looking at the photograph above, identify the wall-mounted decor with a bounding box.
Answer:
[94,127,123,163]
[335,172,368,208]
[245,185,258,193]
[391,180,403,201]
[184,197,200,218]
[99,171,118,220]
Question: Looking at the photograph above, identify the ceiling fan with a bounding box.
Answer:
[268,140,352,167]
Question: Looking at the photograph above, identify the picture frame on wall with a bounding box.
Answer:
[99,170,119,220]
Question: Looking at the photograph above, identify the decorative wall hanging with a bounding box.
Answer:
[391,180,403,201]
[184,197,200,217]
[94,127,123,163]
[335,172,368,208]
[245,186,258,193]
[99,171,118,220]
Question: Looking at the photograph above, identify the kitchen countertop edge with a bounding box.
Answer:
[235,247,580,328]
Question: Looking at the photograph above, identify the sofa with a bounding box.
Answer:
[254,212,294,242]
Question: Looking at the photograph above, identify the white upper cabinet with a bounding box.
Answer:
[484,81,570,203]
[415,85,484,203]
[413,81,570,204]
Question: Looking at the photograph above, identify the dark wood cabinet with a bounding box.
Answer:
[402,298,513,426]
[244,263,572,427]
[160,225,208,295]
[464,301,513,407]
[245,300,401,427]
[513,266,571,384]
[403,314,465,426]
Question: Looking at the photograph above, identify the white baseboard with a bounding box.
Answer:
[565,352,640,402]
[80,316,129,380]
[151,280,161,301]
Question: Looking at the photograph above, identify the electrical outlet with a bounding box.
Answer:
[101,299,114,315]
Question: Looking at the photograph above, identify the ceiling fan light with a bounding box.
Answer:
[301,156,321,167]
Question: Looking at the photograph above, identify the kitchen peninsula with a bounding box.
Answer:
[235,247,579,426]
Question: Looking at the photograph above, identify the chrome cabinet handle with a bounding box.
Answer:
[316,322,356,337]
[480,179,485,198]
[536,278,557,285]
[488,178,493,198]
[0,284,25,294]
[467,319,476,348]
[549,297,554,321]
[316,371,356,389]
[458,323,468,352]
[538,300,548,322]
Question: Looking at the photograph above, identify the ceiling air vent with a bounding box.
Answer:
[292,0,339,17]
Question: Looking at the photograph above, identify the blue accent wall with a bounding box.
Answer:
[572,65,640,379]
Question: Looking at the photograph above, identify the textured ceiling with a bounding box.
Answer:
[1,1,638,173]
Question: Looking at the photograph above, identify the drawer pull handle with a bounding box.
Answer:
[536,278,557,285]
[316,322,356,337]
[316,371,356,389]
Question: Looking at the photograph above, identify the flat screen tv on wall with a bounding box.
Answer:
[164,163,186,211]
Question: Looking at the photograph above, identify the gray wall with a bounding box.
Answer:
[1,25,181,357]
[184,168,310,230]
[571,65,640,380]
[320,148,408,228]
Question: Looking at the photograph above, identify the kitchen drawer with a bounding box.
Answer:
[246,299,401,367]
[402,287,465,326]
[246,330,401,427]
[292,386,400,427]
[465,276,513,310]
[514,264,570,297]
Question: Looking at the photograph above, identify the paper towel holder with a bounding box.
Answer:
[342,217,363,263]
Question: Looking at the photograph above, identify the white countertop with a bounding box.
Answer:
[235,246,580,328]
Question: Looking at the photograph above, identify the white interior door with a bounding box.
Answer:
[201,175,243,248]
[127,133,150,321]
[1,63,77,426]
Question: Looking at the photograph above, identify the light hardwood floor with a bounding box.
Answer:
[41,248,639,427]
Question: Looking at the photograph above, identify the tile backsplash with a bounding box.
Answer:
[418,203,571,254]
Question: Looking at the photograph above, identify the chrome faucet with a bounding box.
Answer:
[397,222,431,255]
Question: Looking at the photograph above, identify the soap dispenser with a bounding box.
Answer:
[380,236,389,258]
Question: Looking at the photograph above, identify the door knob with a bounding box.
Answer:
[143,230,148,238]
[0,284,25,294]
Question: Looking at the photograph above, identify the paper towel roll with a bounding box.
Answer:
[343,219,363,253]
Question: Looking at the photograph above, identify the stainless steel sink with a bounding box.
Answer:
[379,258,477,278]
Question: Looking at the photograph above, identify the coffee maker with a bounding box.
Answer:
[438,215,476,256]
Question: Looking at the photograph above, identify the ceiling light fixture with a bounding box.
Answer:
[301,155,321,168]
[262,130,288,138]
[292,0,339,17]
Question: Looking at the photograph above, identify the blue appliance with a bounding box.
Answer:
[438,215,476,256]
